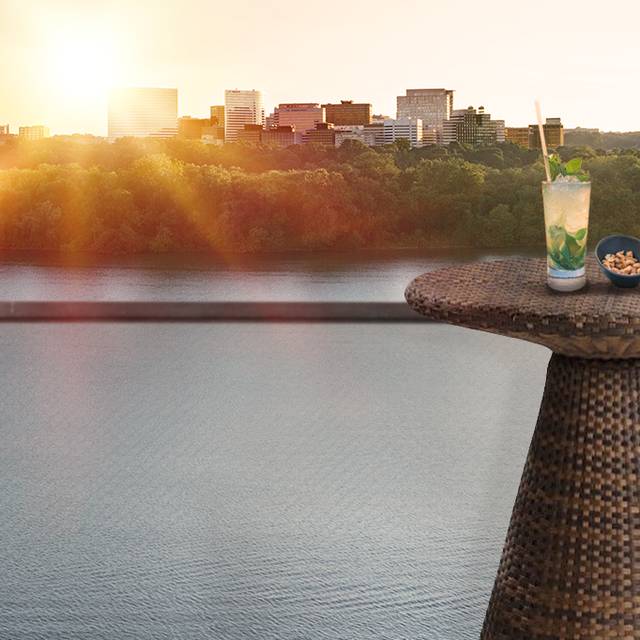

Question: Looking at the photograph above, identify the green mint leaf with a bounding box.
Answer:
[546,155,590,182]
[548,154,562,180]
[565,157,582,175]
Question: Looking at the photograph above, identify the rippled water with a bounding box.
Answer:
[0,322,549,639]
[0,249,540,302]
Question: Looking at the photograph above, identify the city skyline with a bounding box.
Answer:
[2,0,639,135]
[2,88,553,150]
[1,85,545,142]
[0,79,619,139]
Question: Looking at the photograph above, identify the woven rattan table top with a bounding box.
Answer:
[405,256,640,358]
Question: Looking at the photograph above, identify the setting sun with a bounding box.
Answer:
[46,29,117,102]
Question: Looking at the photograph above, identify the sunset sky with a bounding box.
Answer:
[1,0,638,135]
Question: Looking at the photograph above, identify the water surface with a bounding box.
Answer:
[0,248,541,301]
[0,322,549,639]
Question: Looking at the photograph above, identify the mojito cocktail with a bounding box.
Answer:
[542,178,591,292]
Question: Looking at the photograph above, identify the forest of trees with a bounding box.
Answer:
[565,129,640,150]
[1,136,640,254]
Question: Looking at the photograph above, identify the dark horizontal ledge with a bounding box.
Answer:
[0,301,427,322]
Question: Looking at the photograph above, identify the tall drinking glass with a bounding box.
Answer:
[542,180,591,292]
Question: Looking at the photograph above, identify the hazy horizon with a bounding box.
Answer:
[2,0,638,136]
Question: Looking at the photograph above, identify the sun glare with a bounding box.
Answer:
[47,30,117,102]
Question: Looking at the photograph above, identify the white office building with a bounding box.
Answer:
[334,125,365,147]
[396,88,453,143]
[363,123,385,146]
[108,88,178,140]
[334,122,392,147]
[224,90,264,142]
[383,118,423,147]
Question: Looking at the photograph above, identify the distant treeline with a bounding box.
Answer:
[565,129,640,150]
[0,137,639,253]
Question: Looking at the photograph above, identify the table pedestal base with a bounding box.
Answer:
[482,354,640,639]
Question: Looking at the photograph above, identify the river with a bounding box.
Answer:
[0,249,547,639]
[0,248,540,301]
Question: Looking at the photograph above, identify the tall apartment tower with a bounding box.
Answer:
[396,89,454,142]
[108,88,178,140]
[224,90,264,142]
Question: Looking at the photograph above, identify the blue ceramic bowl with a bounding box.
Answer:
[595,234,640,288]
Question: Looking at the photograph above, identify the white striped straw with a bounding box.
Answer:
[535,100,552,182]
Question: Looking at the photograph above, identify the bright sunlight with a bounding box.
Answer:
[46,28,118,102]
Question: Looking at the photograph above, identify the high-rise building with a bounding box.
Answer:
[505,127,530,147]
[383,118,423,147]
[443,106,503,146]
[224,90,264,142]
[322,100,372,126]
[237,123,264,144]
[18,125,50,140]
[530,117,564,149]
[203,106,226,143]
[271,103,325,143]
[302,122,336,145]
[210,105,225,128]
[178,116,212,139]
[108,88,178,140]
[505,118,564,149]
[396,89,454,142]
[262,125,296,148]
[209,105,225,142]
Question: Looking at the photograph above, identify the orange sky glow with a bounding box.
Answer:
[1,0,638,135]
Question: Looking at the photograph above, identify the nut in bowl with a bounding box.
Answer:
[595,234,640,288]
[602,251,640,275]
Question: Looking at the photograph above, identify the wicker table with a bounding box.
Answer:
[405,257,640,640]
